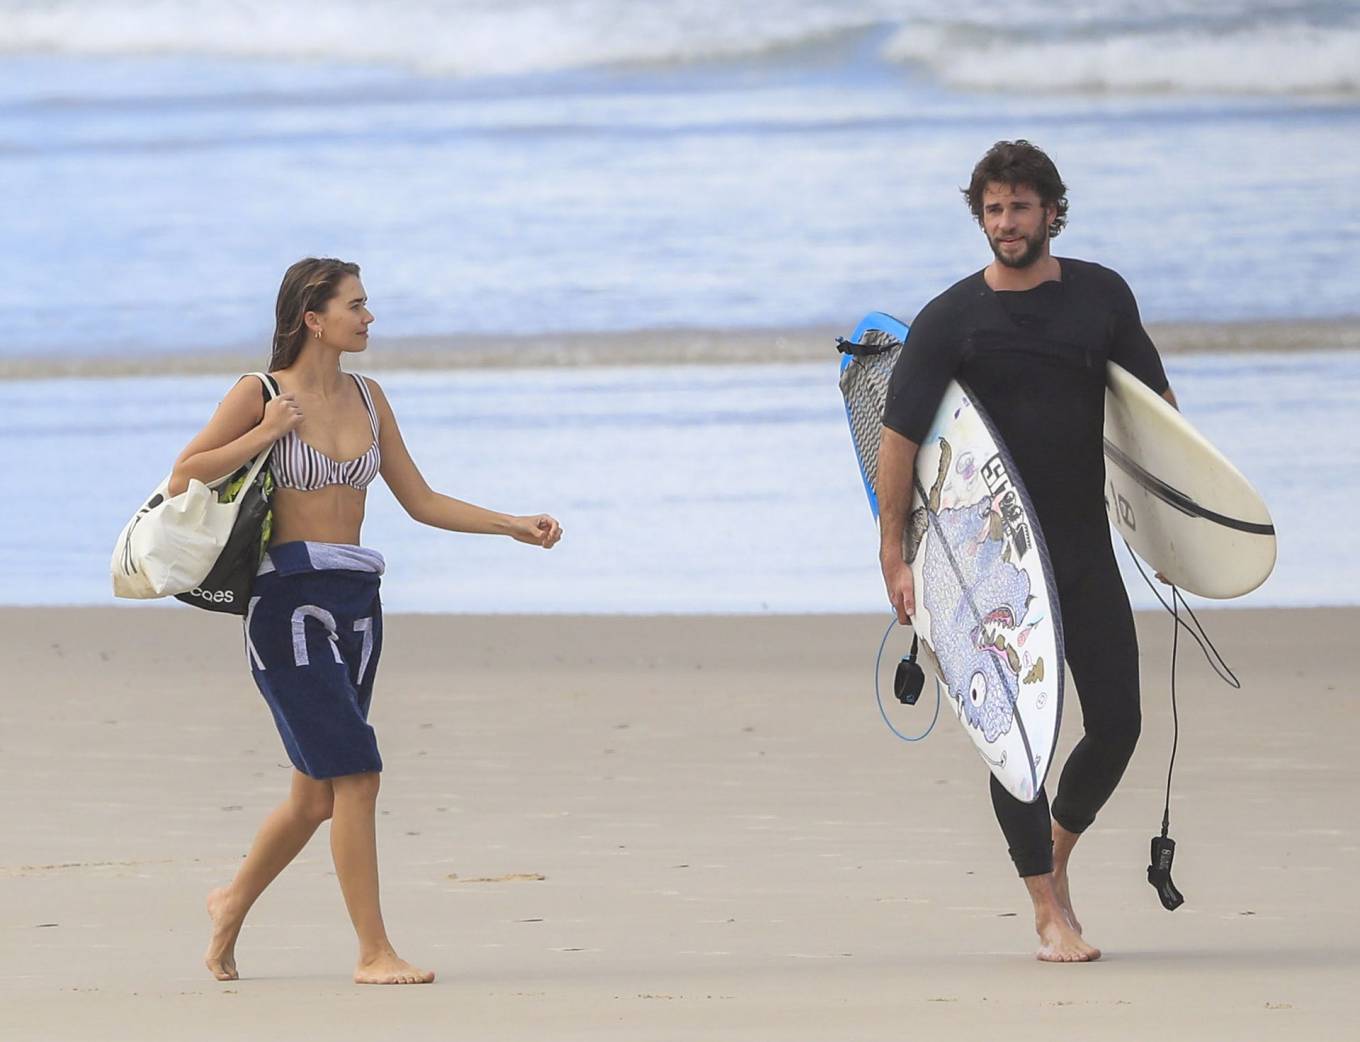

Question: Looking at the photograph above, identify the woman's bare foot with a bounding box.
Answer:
[204,887,244,981]
[354,949,435,985]
[1035,912,1101,963]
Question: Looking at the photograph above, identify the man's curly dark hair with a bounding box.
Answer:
[962,140,1069,237]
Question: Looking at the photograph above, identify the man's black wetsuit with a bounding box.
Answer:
[882,258,1169,877]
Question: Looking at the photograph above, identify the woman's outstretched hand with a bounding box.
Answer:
[510,514,563,548]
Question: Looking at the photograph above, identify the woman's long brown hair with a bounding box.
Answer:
[269,257,361,371]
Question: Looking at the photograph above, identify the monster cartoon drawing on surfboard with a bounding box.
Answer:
[839,312,1064,803]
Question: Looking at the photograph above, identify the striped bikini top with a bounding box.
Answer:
[271,374,381,492]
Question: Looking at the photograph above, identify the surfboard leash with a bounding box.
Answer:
[1127,545,1241,689]
[1127,546,1242,911]
[1147,592,1188,911]
[874,615,941,743]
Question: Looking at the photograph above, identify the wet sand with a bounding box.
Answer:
[1,606,1355,1041]
[2,317,1357,379]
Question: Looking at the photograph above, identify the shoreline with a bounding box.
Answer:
[3,317,1357,380]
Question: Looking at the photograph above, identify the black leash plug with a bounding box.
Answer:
[893,634,924,705]
[1147,833,1185,911]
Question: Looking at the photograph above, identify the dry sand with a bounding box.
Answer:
[1,606,1355,1041]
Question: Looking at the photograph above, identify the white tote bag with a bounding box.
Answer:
[111,373,278,600]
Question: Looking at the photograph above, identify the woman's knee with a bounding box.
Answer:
[289,781,335,825]
[331,770,381,804]
[291,794,333,827]
[298,794,334,825]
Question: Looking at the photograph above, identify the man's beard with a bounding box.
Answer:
[988,225,1049,269]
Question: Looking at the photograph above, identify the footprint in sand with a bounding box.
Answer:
[447,872,547,883]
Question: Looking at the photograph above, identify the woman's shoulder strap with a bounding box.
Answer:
[243,371,280,397]
[350,373,380,437]
[240,371,280,423]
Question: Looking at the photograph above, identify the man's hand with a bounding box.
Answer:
[876,426,922,625]
[881,552,915,625]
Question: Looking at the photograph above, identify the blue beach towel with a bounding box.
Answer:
[244,542,386,779]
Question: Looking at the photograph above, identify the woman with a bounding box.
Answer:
[169,257,562,985]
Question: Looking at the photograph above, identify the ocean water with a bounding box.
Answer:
[2,0,1358,362]
[1,350,1355,613]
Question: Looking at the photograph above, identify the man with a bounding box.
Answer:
[876,140,1176,962]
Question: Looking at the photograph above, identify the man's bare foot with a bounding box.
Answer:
[1050,822,1085,934]
[354,949,435,985]
[204,887,243,981]
[1035,913,1101,963]
[1052,868,1083,935]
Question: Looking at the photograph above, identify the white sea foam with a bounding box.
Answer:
[1,0,1353,94]
[884,21,1360,96]
[0,0,872,78]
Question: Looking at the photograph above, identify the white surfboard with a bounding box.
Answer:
[840,313,1063,802]
[1104,363,1276,599]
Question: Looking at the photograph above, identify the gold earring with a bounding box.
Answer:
[314,329,321,339]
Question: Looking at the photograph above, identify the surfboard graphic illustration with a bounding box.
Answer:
[839,312,1064,803]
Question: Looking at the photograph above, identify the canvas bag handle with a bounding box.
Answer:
[214,371,282,492]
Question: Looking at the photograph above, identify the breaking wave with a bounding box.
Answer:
[0,0,1354,95]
